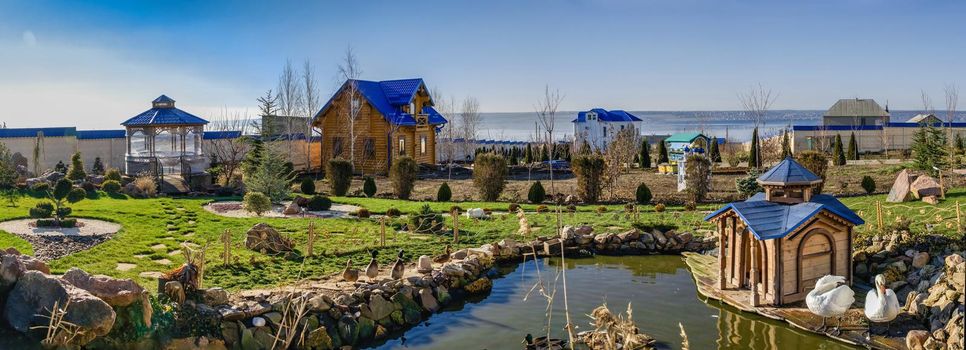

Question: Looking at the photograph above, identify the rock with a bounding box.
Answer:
[466,208,486,219]
[575,225,593,235]
[308,295,332,312]
[922,195,939,205]
[451,249,468,260]
[907,330,930,350]
[543,238,561,255]
[62,267,145,307]
[464,277,492,294]
[617,229,639,242]
[365,294,395,321]
[945,254,964,268]
[305,325,335,349]
[910,175,942,199]
[282,201,301,215]
[357,317,375,341]
[252,317,266,327]
[640,232,655,244]
[252,326,275,348]
[221,321,241,347]
[202,287,230,306]
[162,337,227,350]
[1,251,50,288]
[245,223,294,254]
[416,255,433,273]
[4,271,116,345]
[418,287,439,312]
[560,226,576,240]
[43,171,65,182]
[389,292,422,325]
[240,327,257,350]
[912,252,930,269]
[887,169,914,202]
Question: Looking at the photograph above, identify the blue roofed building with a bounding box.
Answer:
[313,78,448,174]
[704,157,863,306]
[122,95,210,177]
[572,108,642,151]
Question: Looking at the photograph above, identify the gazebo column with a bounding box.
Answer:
[750,241,760,306]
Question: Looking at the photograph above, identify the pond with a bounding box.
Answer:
[369,255,857,350]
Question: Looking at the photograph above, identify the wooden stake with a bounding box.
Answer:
[957,201,962,235]
[380,217,386,247]
[306,221,315,257]
[220,229,231,265]
[452,209,460,244]
[876,200,883,234]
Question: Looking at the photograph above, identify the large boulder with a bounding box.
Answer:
[62,267,145,307]
[282,202,301,215]
[887,169,914,203]
[245,223,294,254]
[1,249,50,289]
[910,175,942,199]
[4,271,116,345]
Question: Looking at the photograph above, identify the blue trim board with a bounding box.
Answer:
[0,127,76,138]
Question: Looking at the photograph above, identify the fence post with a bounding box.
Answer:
[957,201,962,235]
[452,209,460,244]
[876,200,883,234]
[220,229,231,265]
[380,217,386,247]
[306,221,315,257]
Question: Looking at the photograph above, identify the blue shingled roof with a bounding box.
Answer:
[572,108,643,123]
[0,127,76,138]
[316,79,447,127]
[77,130,125,139]
[704,193,864,240]
[122,95,209,126]
[202,131,242,140]
[757,157,822,185]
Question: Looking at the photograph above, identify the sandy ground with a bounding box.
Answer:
[204,201,361,219]
[0,218,121,237]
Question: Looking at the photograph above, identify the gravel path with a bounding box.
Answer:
[204,201,361,219]
[0,218,121,261]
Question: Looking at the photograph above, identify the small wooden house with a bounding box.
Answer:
[704,158,864,305]
[313,78,447,174]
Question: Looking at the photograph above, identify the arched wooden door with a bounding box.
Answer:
[797,229,835,293]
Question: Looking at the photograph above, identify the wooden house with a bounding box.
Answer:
[312,78,447,174]
[704,158,864,306]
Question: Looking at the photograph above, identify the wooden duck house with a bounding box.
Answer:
[705,158,864,306]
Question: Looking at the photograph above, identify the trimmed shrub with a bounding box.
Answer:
[91,157,105,175]
[410,204,443,233]
[684,201,697,211]
[326,159,353,196]
[29,202,54,218]
[536,205,549,213]
[596,206,607,214]
[36,218,76,228]
[684,154,711,203]
[473,153,507,201]
[300,178,316,195]
[31,182,50,194]
[572,154,605,203]
[66,152,86,181]
[527,181,546,204]
[306,195,332,211]
[735,169,764,198]
[81,181,97,195]
[385,208,402,217]
[796,151,828,193]
[635,183,652,204]
[243,192,272,216]
[363,176,377,198]
[104,168,122,182]
[654,203,666,213]
[101,180,122,194]
[566,204,577,213]
[354,208,371,218]
[508,203,520,213]
[861,176,876,194]
[436,182,452,202]
[390,157,419,200]
[449,205,463,213]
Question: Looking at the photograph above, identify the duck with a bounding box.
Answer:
[523,333,565,350]
[390,249,406,280]
[806,275,855,334]
[365,250,379,282]
[433,245,452,264]
[864,274,900,335]
[341,259,359,283]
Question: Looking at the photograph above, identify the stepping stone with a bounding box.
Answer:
[187,220,196,225]
[139,271,164,279]
[151,244,167,250]
[133,254,148,259]
[116,263,137,271]
[183,233,195,238]
[168,250,182,256]
[153,259,172,266]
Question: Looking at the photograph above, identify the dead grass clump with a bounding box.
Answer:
[579,302,655,350]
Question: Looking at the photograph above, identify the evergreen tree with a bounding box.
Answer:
[66,152,86,181]
[749,128,760,169]
[847,132,859,160]
[832,134,846,166]
[639,139,651,168]
[781,130,792,159]
[540,145,549,162]
[709,137,721,163]
[243,138,265,176]
[91,157,105,175]
[911,123,948,176]
[657,140,669,164]
[523,144,533,164]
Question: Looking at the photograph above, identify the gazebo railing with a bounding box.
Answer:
[126,155,208,177]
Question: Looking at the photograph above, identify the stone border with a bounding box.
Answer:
[0,218,121,261]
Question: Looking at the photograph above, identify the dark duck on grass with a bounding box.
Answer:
[390,249,405,280]
[342,258,359,282]
[365,250,379,282]
[433,245,451,264]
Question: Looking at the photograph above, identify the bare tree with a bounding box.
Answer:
[602,128,637,198]
[301,60,320,171]
[534,85,563,193]
[208,109,252,187]
[431,88,457,179]
[944,84,959,168]
[738,83,778,169]
[459,96,482,164]
[277,60,303,118]
[337,46,363,166]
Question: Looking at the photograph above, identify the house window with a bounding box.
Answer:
[364,138,375,159]
[398,137,406,156]
[420,136,427,154]
[332,137,344,158]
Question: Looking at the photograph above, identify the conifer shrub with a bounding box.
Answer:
[104,168,122,182]
[571,154,605,203]
[635,183,652,204]
[306,195,332,211]
[861,176,876,194]
[390,157,419,200]
[363,176,377,198]
[472,153,507,201]
[243,192,272,216]
[300,177,316,195]
[326,159,353,196]
[66,152,86,181]
[436,182,452,202]
[796,151,828,193]
[385,207,402,217]
[527,181,546,204]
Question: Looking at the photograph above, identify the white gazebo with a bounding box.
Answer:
[121,95,209,177]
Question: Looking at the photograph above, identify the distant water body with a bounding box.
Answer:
[476,110,963,142]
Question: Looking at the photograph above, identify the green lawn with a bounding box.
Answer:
[0,188,960,292]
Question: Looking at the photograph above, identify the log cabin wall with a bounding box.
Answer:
[316,93,393,174]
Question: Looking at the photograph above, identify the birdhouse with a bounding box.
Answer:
[704,158,864,306]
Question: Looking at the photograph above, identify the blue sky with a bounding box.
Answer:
[0,0,963,129]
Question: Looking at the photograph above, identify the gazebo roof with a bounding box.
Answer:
[704,193,864,240]
[756,157,822,186]
[121,95,208,127]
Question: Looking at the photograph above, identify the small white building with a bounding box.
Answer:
[572,108,642,150]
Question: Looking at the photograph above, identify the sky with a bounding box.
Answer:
[0,0,963,130]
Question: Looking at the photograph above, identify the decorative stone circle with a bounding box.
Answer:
[0,218,121,237]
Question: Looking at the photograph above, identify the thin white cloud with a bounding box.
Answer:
[21,30,36,47]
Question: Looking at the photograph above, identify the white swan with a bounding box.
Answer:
[806,275,855,333]
[864,274,900,334]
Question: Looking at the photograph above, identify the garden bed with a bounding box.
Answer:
[0,218,121,260]
[202,200,362,219]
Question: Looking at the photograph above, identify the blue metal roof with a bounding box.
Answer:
[793,122,966,131]
[202,131,242,140]
[316,79,447,127]
[121,95,209,126]
[77,130,125,139]
[704,193,864,240]
[572,108,643,123]
[757,157,822,185]
[0,127,76,138]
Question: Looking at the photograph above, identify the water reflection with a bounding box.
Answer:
[369,255,857,350]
